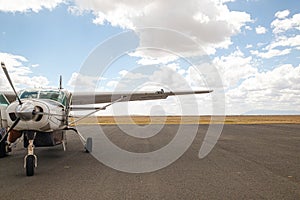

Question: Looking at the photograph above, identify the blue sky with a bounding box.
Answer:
[0,4,124,84]
[0,0,299,115]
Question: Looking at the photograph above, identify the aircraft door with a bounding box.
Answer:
[0,93,9,128]
[0,105,8,128]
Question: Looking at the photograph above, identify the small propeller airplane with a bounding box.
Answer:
[0,62,212,176]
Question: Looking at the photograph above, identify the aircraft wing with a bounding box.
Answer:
[71,89,212,105]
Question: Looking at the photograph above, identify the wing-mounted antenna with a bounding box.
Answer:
[59,75,63,90]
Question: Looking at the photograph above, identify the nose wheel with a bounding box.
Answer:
[24,132,37,176]
[0,139,6,158]
[25,155,37,176]
[0,140,7,158]
[85,137,93,153]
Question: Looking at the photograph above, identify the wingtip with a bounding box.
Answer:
[1,62,5,67]
[198,90,213,93]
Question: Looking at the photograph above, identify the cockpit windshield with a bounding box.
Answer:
[19,90,67,106]
[39,91,60,101]
[19,91,38,99]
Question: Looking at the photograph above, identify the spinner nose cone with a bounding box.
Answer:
[15,101,35,121]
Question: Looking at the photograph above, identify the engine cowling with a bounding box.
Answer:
[6,99,66,132]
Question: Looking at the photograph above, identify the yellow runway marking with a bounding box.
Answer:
[70,116,300,125]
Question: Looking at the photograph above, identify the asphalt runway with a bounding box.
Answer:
[0,124,299,199]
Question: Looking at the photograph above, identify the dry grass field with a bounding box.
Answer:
[71,115,300,125]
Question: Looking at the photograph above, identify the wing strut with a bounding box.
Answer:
[67,96,126,153]
[68,96,126,126]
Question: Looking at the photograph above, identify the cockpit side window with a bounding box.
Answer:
[57,91,67,106]
[0,94,9,106]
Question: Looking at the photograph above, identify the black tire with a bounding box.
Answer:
[0,135,7,158]
[85,137,92,153]
[26,155,35,176]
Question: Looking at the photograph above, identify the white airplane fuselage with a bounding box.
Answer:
[5,89,71,133]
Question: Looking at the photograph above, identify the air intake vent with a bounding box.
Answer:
[9,113,17,121]
[34,106,43,122]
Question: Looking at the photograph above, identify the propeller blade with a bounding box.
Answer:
[0,117,21,143]
[33,111,66,117]
[1,62,22,105]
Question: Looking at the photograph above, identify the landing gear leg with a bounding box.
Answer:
[62,131,67,151]
[24,132,37,176]
[85,137,92,153]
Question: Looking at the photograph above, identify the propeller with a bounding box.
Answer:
[1,62,23,143]
[33,111,66,117]
[0,117,20,143]
[0,62,67,145]
[14,102,66,120]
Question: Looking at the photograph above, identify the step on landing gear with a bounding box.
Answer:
[23,131,37,176]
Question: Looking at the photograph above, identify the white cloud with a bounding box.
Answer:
[101,64,193,93]
[226,64,300,114]
[106,80,118,88]
[119,70,128,77]
[246,44,253,49]
[257,42,267,47]
[274,10,290,19]
[0,0,65,13]
[148,67,191,90]
[67,72,105,90]
[255,25,267,34]
[271,12,300,34]
[219,0,235,3]
[240,64,299,91]
[213,49,257,88]
[0,52,50,90]
[72,0,252,57]
[31,64,40,68]
[19,76,50,88]
[245,25,252,31]
[185,65,212,90]
[0,52,28,65]
[118,69,148,80]
[267,35,300,50]
[250,33,300,60]
[251,48,291,59]
[129,50,179,66]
